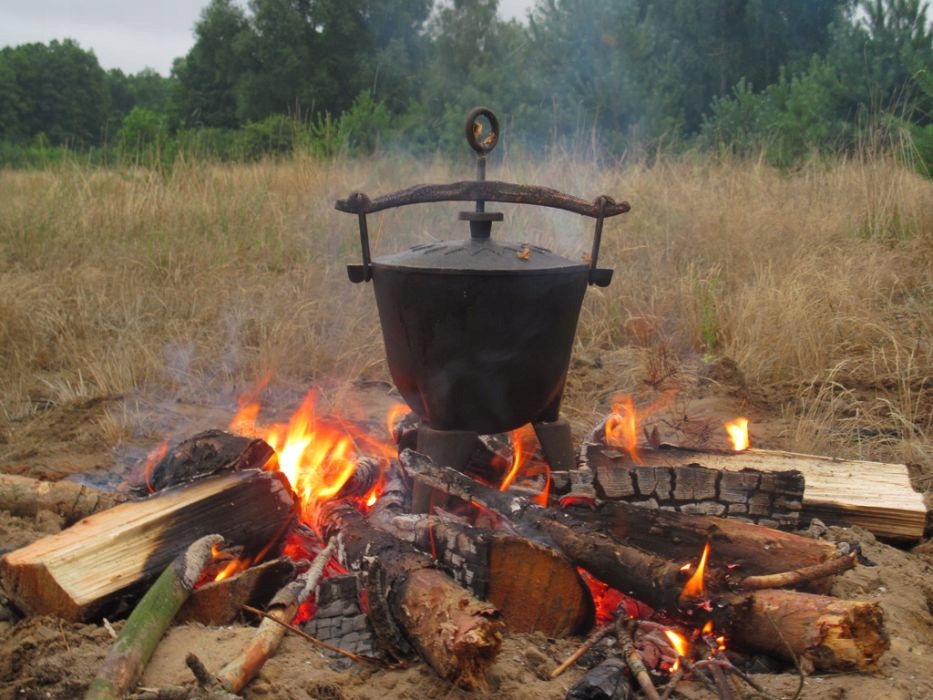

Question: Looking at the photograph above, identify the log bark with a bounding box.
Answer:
[566,657,633,700]
[0,470,297,621]
[85,534,222,700]
[401,450,889,671]
[316,499,504,689]
[590,445,925,541]
[0,473,123,525]
[584,445,806,531]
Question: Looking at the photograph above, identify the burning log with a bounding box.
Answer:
[0,473,123,525]
[564,497,840,593]
[402,451,889,672]
[384,513,593,636]
[85,534,222,700]
[316,499,504,689]
[583,445,806,530]
[367,461,592,637]
[0,470,297,621]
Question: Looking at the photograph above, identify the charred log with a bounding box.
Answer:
[121,430,275,496]
[316,499,503,689]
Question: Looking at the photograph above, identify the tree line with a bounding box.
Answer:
[0,0,930,169]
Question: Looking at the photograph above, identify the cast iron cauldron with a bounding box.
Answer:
[337,108,629,435]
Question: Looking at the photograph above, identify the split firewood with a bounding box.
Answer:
[401,450,889,672]
[1,470,297,621]
[401,450,694,610]
[214,540,335,694]
[85,534,223,700]
[0,473,123,525]
[315,498,504,689]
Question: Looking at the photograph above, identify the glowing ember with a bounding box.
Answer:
[680,542,711,601]
[725,417,750,451]
[604,395,642,463]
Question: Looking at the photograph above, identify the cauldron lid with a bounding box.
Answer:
[374,236,588,273]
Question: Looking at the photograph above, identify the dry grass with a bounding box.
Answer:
[0,150,930,469]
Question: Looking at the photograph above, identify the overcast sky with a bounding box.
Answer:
[0,0,536,76]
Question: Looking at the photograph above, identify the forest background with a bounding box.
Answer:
[1,0,931,171]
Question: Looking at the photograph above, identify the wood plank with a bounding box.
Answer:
[635,447,925,541]
[0,470,297,621]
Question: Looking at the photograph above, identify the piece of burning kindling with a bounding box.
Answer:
[212,539,336,694]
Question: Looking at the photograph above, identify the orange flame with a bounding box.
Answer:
[605,395,642,463]
[213,558,249,582]
[664,629,690,671]
[725,417,749,451]
[680,542,711,601]
[141,440,169,494]
[499,425,534,492]
[228,389,395,521]
[498,425,550,505]
[385,403,410,442]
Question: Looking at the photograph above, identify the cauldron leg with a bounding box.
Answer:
[533,418,576,471]
[412,423,479,513]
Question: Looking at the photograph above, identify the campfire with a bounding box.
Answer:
[0,106,917,699]
[0,392,893,698]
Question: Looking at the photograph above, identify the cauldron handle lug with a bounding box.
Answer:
[346,201,373,283]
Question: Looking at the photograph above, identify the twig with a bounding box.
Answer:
[707,660,736,700]
[184,653,240,698]
[735,552,857,591]
[241,604,403,669]
[549,624,614,678]
[215,540,335,694]
[615,617,660,700]
[693,658,769,696]
[659,666,684,700]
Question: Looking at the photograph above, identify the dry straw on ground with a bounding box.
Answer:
[0,151,930,470]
